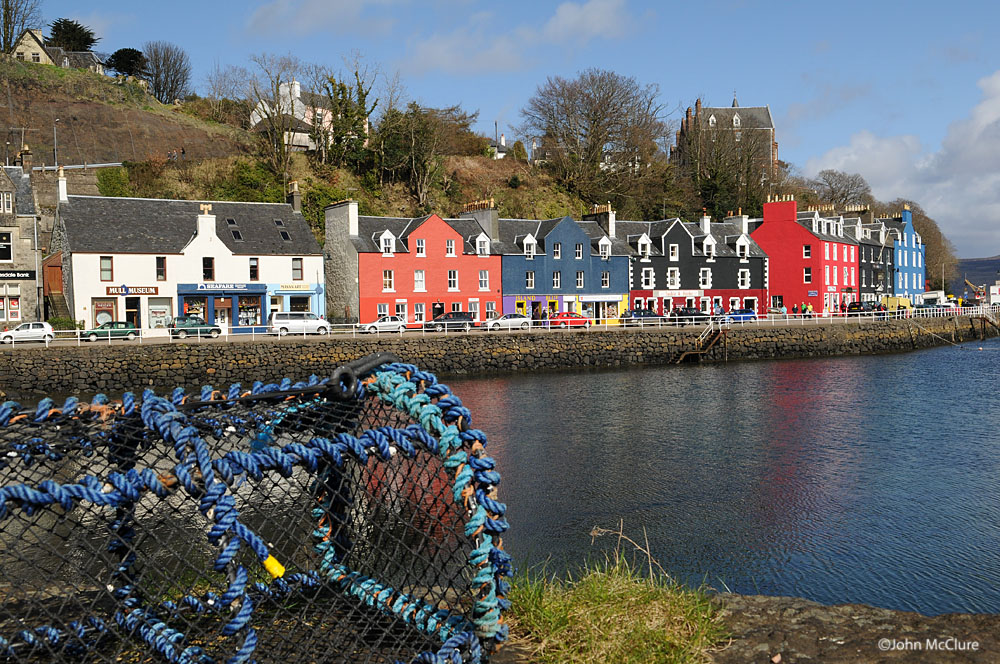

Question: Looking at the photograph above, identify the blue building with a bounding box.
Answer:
[458,205,630,320]
[881,206,925,302]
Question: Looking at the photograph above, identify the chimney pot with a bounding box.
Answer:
[57,166,68,203]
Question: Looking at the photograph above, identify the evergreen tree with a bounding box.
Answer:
[105,48,147,77]
[46,18,98,52]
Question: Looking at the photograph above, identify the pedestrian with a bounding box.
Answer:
[780,304,787,318]
[808,303,814,318]
[792,304,799,315]
[180,146,186,160]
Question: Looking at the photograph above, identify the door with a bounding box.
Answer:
[432,302,445,318]
[44,263,62,295]
[125,297,141,328]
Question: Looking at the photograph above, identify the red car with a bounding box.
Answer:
[549,311,592,328]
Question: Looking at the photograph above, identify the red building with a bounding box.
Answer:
[325,202,502,326]
[751,199,859,314]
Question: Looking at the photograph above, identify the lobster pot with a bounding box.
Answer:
[0,357,511,664]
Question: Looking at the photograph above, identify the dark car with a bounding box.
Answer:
[83,321,138,342]
[423,311,476,332]
[623,309,662,327]
[668,307,710,326]
[168,315,222,339]
[846,301,875,316]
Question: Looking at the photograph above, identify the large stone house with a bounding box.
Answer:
[0,158,42,325]
[8,29,104,74]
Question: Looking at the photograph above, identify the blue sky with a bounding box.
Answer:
[41,0,1000,257]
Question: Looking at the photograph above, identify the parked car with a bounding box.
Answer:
[846,301,877,317]
[912,303,939,317]
[168,316,222,339]
[668,307,710,326]
[1,321,54,344]
[549,311,592,328]
[358,315,407,334]
[487,313,530,331]
[622,309,662,326]
[423,311,476,332]
[83,321,138,342]
[268,311,330,336]
[723,308,758,323]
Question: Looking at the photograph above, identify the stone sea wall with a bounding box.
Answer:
[0,316,995,398]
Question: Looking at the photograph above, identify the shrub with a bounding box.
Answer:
[47,317,82,330]
[96,167,133,197]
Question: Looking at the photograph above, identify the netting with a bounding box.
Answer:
[0,354,511,664]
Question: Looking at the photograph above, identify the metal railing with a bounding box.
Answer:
[0,304,995,349]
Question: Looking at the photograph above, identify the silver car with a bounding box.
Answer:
[269,312,330,336]
[359,315,407,333]
[1,321,55,344]
[487,313,531,331]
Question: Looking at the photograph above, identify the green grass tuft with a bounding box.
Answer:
[508,554,725,663]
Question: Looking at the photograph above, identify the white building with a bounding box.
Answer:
[51,180,324,331]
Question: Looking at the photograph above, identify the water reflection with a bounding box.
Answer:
[451,342,1000,615]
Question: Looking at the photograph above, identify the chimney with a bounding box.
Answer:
[286,180,302,212]
[460,198,499,242]
[57,166,68,203]
[695,98,702,117]
[18,145,31,171]
[583,202,615,239]
[326,199,359,236]
[290,79,301,100]
[500,133,506,147]
[196,203,216,243]
[700,210,711,235]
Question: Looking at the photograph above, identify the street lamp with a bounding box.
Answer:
[53,119,60,169]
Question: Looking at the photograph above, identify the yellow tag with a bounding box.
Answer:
[263,555,286,579]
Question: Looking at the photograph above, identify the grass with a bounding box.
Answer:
[507,526,726,663]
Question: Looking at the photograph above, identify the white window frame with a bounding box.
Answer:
[469,300,479,321]
[601,271,610,288]
[851,267,855,287]
[395,302,407,321]
[414,303,425,322]
[479,270,489,291]
[669,244,679,261]
[704,240,715,261]
[377,303,388,317]
[446,239,456,256]
[485,301,497,319]
[738,269,751,289]
[552,271,561,289]
[416,238,426,257]
[667,267,680,289]
[699,267,712,289]
[803,244,811,258]
[843,266,849,286]
[447,269,458,291]
[576,271,584,288]
[525,240,536,260]
[0,232,12,263]
[824,242,829,260]
[477,238,489,256]
[552,242,561,259]
[803,267,812,284]
[575,243,583,259]
[414,269,426,292]
[381,235,394,255]
[382,269,395,292]
[526,271,535,289]
[0,192,11,214]
[641,267,654,289]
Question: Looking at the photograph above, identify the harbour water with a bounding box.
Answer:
[449,339,1000,616]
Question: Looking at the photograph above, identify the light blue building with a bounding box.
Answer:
[882,207,925,302]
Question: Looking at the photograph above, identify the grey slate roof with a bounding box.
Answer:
[696,105,774,129]
[681,221,768,258]
[794,212,859,245]
[2,167,36,216]
[355,215,421,253]
[58,196,320,255]
[574,220,632,256]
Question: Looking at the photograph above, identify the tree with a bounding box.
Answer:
[885,198,957,292]
[246,53,301,182]
[812,169,873,208]
[1,0,41,54]
[46,18,98,52]
[317,69,378,169]
[143,40,191,104]
[204,62,251,125]
[105,48,147,77]
[521,68,668,199]
[509,140,528,161]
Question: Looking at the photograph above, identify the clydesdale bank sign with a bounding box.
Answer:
[0,270,35,280]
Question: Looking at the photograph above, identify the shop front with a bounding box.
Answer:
[177,283,268,333]
[268,283,324,318]
[652,289,704,314]
[503,294,563,320]
[0,283,22,326]
[92,285,166,329]
[577,294,628,323]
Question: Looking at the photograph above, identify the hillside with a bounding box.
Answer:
[0,60,253,167]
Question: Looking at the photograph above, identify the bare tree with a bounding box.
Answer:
[246,53,301,182]
[1,0,41,54]
[521,68,668,199]
[144,41,192,104]
[812,169,873,208]
[204,61,250,124]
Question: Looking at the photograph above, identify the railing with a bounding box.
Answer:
[0,304,996,348]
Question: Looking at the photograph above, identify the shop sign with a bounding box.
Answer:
[826,286,837,293]
[808,290,818,297]
[0,270,35,280]
[278,283,312,291]
[653,289,703,297]
[197,283,250,291]
[106,285,159,295]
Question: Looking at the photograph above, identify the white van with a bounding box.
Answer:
[268,311,330,336]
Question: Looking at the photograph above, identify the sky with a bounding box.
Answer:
[39,0,1000,258]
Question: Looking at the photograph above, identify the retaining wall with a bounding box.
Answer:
[0,316,995,398]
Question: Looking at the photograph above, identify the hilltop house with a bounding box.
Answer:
[8,29,104,74]
[249,80,344,153]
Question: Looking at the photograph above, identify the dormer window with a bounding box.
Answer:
[477,237,489,255]
[703,239,716,260]
[379,231,396,255]
[639,239,651,259]
[599,237,611,260]
[708,115,717,127]
[737,242,748,259]
[525,238,536,260]
[733,114,741,127]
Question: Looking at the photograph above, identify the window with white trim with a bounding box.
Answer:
[552,271,561,289]
[803,244,811,258]
[382,270,394,292]
[738,269,751,289]
[485,301,497,319]
[452,302,461,312]
[843,266,848,285]
[377,303,388,317]
[576,271,584,288]
[851,267,855,286]
[479,270,489,291]
[446,239,455,256]
[469,301,479,320]
[737,243,748,259]
[381,236,394,254]
[477,238,489,255]
[699,268,712,289]
[552,242,561,259]
[448,270,458,291]
[395,303,407,321]
[414,270,425,292]
[525,240,536,260]
[601,271,610,288]
[641,268,654,289]
[640,239,651,259]
[0,193,11,214]
[666,267,680,289]
[704,240,715,260]
[669,244,679,260]
[575,243,583,259]
[414,303,425,322]
[803,267,812,284]
[526,271,535,289]
[416,238,425,256]
[599,240,610,260]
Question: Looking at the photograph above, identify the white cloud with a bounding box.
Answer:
[404,0,633,75]
[247,0,399,37]
[805,70,1000,257]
